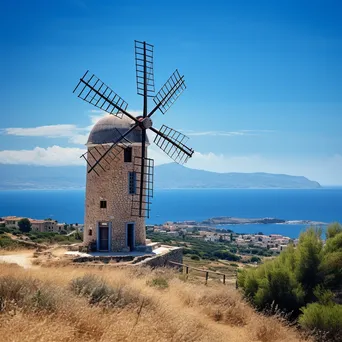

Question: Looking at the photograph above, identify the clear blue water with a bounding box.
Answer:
[0,188,341,239]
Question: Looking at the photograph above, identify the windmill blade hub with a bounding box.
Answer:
[138,116,153,129]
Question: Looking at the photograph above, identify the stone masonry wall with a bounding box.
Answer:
[140,247,183,268]
[84,145,146,251]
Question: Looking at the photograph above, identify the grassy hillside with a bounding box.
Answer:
[0,262,309,342]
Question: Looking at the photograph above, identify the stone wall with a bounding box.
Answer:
[139,247,183,268]
[84,144,147,252]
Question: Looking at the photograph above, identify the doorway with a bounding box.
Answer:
[126,223,135,251]
[98,223,109,251]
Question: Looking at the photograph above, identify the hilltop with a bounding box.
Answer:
[0,163,321,190]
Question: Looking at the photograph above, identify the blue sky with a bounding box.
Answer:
[0,0,341,184]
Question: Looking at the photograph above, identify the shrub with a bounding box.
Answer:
[326,222,342,239]
[320,251,342,290]
[250,256,261,263]
[238,228,323,314]
[0,236,19,249]
[0,275,58,313]
[147,277,169,289]
[299,303,342,342]
[295,228,323,300]
[30,288,58,313]
[253,266,305,314]
[213,250,241,261]
[324,231,342,254]
[70,274,141,308]
[238,224,342,339]
[190,255,200,261]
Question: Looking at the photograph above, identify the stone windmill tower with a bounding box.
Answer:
[73,41,194,252]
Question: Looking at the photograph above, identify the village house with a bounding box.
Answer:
[167,231,179,237]
[30,219,46,232]
[3,216,24,229]
[30,219,58,233]
[278,244,288,252]
[235,237,248,246]
[204,234,219,242]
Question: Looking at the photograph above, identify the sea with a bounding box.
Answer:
[1,188,342,239]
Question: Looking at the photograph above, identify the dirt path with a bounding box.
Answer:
[0,252,33,269]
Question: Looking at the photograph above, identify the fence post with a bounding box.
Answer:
[223,274,226,285]
[205,271,209,284]
[185,266,189,275]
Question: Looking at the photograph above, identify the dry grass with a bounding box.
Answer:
[0,263,311,342]
[0,248,32,255]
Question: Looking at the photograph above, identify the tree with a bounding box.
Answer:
[295,227,323,300]
[326,222,342,239]
[18,218,31,233]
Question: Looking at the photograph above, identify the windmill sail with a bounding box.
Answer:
[81,143,126,176]
[153,125,194,164]
[85,125,137,174]
[135,40,155,97]
[151,70,186,115]
[131,157,154,218]
[73,71,128,117]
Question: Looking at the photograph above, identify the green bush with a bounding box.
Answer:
[250,256,261,263]
[320,251,342,289]
[0,226,22,235]
[238,224,342,338]
[324,231,342,254]
[295,228,323,300]
[253,266,305,314]
[0,236,19,249]
[299,303,342,342]
[326,222,342,239]
[238,228,325,314]
[190,255,200,261]
[147,277,169,289]
[213,250,241,261]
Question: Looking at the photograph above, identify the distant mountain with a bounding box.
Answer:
[0,163,321,190]
[0,165,86,190]
[154,163,321,189]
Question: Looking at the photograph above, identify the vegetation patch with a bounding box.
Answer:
[0,275,60,313]
[70,274,142,308]
[147,276,169,289]
[238,223,342,341]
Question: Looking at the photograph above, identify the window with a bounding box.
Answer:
[128,172,136,194]
[100,200,107,209]
[124,147,132,162]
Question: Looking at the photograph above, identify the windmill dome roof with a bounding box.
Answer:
[87,114,149,146]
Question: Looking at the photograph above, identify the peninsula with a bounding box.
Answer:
[169,216,326,227]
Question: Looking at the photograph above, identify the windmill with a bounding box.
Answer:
[73,41,194,252]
